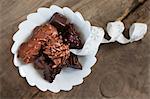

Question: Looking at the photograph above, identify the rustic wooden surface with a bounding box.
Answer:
[0,0,150,99]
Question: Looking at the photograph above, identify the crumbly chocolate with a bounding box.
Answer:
[18,40,42,63]
[31,24,60,42]
[18,24,59,63]
[44,38,70,68]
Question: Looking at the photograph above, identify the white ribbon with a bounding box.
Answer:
[70,21,147,56]
[102,21,147,44]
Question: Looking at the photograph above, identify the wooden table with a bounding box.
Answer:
[0,0,150,99]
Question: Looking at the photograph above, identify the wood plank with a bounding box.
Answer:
[0,0,149,99]
[121,1,150,98]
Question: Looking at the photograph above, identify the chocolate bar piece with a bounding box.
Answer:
[66,53,82,69]
[49,12,68,32]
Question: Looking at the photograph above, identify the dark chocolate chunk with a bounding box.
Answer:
[43,64,62,83]
[34,55,45,69]
[34,53,53,69]
[66,53,82,69]
[43,64,53,82]
[34,52,64,83]
[63,24,83,49]
[49,12,68,32]
[67,23,79,35]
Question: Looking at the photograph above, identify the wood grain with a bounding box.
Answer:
[0,0,149,99]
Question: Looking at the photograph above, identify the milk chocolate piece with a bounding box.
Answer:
[49,12,67,32]
[31,24,59,42]
[18,40,42,63]
[18,24,59,63]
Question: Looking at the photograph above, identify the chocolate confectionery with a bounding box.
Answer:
[18,12,82,82]
[49,12,67,32]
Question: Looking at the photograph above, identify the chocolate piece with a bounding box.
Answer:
[31,24,59,42]
[34,54,53,69]
[34,55,45,69]
[38,53,81,83]
[66,53,82,69]
[44,40,70,68]
[49,12,68,32]
[43,64,53,82]
[43,64,62,83]
[18,40,42,63]
[18,24,59,63]
[66,34,82,49]
[67,23,79,35]
[34,52,64,82]
[63,24,83,49]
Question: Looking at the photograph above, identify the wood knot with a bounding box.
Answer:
[99,72,125,98]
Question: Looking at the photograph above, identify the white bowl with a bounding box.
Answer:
[11,5,100,93]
